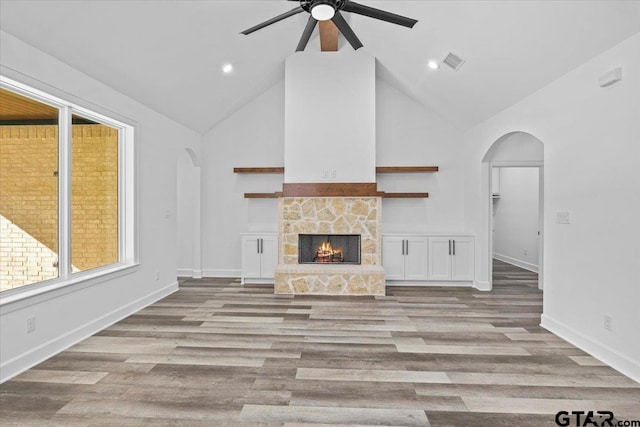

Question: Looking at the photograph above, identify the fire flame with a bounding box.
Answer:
[316,241,343,262]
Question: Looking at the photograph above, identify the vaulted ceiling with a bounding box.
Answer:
[1,1,639,133]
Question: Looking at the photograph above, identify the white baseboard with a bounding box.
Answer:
[386,281,472,287]
[473,280,491,291]
[243,278,275,285]
[541,314,640,383]
[176,269,203,279]
[202,269,241,278]
[493,253,538,273]
[177,268,193,277]
[0,282,178,384]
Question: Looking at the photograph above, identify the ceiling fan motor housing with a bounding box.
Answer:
[301,0,344,14]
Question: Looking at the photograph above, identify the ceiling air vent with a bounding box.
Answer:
[443,52,465,71]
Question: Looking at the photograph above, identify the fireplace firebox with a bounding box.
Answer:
[298,234,361,264]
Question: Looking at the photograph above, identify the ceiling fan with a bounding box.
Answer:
[241,0,418,52]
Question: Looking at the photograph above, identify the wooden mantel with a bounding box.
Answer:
[234,166,438,174]
[233,167,284,174]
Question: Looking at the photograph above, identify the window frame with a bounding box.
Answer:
[0,75,138,305]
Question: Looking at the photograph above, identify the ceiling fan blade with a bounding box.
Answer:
[341,1,418,28]
[240,6,305,35]
[331,11,363,50]
[296,16,318,51]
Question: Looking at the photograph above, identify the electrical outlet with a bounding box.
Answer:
[155,271,160,281]
[26,316,36,334]
[604,315,613,332]
[331,170,337,179]
[524,248,528,256]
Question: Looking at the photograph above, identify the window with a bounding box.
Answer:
[71,114,119,272]
[0,77,135,297]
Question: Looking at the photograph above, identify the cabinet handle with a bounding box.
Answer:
[260,238,264,254]
[401,240,405,255]
[453,239,456,256]
[257,239,260,254]
[448,240,452,255]
[405,240,409,256]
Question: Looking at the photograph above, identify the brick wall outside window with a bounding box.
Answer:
[0,124,118,291]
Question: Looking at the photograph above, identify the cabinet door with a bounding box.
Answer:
[451,237,474,281]
[242,236,261,279]
[382,236,405,280]
[259,235,278,279]
[404,237,429,280]
[428,237,452,280]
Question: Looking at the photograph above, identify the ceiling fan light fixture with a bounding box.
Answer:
[311,3,335,21]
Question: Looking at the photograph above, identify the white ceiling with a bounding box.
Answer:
[1,1,639,133]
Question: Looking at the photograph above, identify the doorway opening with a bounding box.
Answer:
[491,166,541,291]
[483,131,544,291]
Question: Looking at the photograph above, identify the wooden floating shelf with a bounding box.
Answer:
[244,193,280,199]
[382,193,429,198]
[376,166,439,173]
[234,167,284,174]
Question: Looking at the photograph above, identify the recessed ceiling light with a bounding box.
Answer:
[428,60,439,70]
[222,63,234,74]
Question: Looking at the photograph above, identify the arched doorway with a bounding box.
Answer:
[176,147,202,278]
[483,132,544,290]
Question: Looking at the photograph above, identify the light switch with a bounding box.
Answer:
[556,211,571,224]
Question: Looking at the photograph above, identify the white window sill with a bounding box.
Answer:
[0,263,141,314]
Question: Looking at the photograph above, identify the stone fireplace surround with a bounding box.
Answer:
[274,195,385,296]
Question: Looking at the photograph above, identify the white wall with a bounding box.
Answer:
[176,150,200,276]
[464,33,640,382]
[376,79,466,233]
[202,81,285,277]
[0,30,201,382]
[284,52,376,183]
[492,167,539,271]
[483,132,544,162]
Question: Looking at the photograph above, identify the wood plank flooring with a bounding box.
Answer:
[1,260,638,426]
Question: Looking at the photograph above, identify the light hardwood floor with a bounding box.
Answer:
[1,260,638,426]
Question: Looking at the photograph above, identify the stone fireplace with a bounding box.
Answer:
[274,196,385,295]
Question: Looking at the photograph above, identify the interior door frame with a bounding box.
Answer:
[488,161,544,291]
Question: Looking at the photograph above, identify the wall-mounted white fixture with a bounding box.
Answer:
[599,67,622,87]
[556,211,571,224]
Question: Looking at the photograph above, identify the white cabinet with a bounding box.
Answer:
[241,233,277,284]
[428,236,474,281]
[383,234,475,283]
[382,236,428,280]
